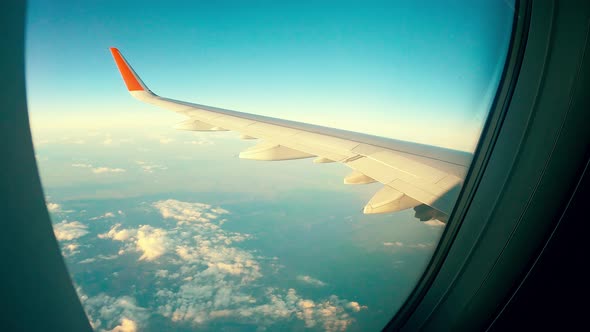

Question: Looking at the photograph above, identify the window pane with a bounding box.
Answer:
[27,1,515,331]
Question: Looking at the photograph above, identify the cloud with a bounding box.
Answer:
[136,225,169,261]
[46,202,61,212]
[92,167,126,174]
[174,240,260,282]
[408,243,434,249]
[72,163,93,168]
[153,199,228,224]
[155,270,169,278]
[346,301,365,312]
[210,207,230,215]
[77,288,148,332]
[99,224,169,261]
[152,200,363,330]
[78,258,96,264]
[383,241,404,247]
[79,255,119,264]
[53,220,89,241]
[46,200,74,214]
[96,199,365,330]
[157,287,363,331]
[72,163,126,174]
[90,212,116,220]
[136,161,167,173]
[63,243,80,257]
[99,224,137,241]
[424,219,446,227]
[108,318,137,332]
[297,275,327,287]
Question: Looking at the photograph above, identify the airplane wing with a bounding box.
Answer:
[110,47,472,219]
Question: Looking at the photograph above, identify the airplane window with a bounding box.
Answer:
[27,1,515,331]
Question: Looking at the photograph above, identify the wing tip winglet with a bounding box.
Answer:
[109,47,147,92]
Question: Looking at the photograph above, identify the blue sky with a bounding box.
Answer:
[26,0,514,151]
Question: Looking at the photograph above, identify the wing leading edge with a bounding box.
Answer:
[109,47,472,220]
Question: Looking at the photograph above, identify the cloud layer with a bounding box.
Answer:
[77,288,148,332]
[94,199,365,330]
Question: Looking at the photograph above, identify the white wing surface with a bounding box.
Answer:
[110,48,472,220]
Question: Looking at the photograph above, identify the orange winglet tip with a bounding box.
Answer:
[109,47,145,91]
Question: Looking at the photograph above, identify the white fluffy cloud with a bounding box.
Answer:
[297,275,327,287]
[92,167,126,174]
[46,202,61,212]
[157,287,363,331]
[77,288,148,332]
[63,243,80,257]
[90,212,116,220]
[108,318,137,332]
[346,301,365,312]
[46,200,74,214]
[99,224,169,261]
[151,200,363,330]
[99,224,137,241]
[136,225,169,261]
[53,220,89,241]
[93,199,366,330]
[153,199,228,224]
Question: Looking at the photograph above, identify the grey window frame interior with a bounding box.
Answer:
[1,1,588,331]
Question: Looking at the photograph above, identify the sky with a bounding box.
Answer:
[26,0,514,151]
